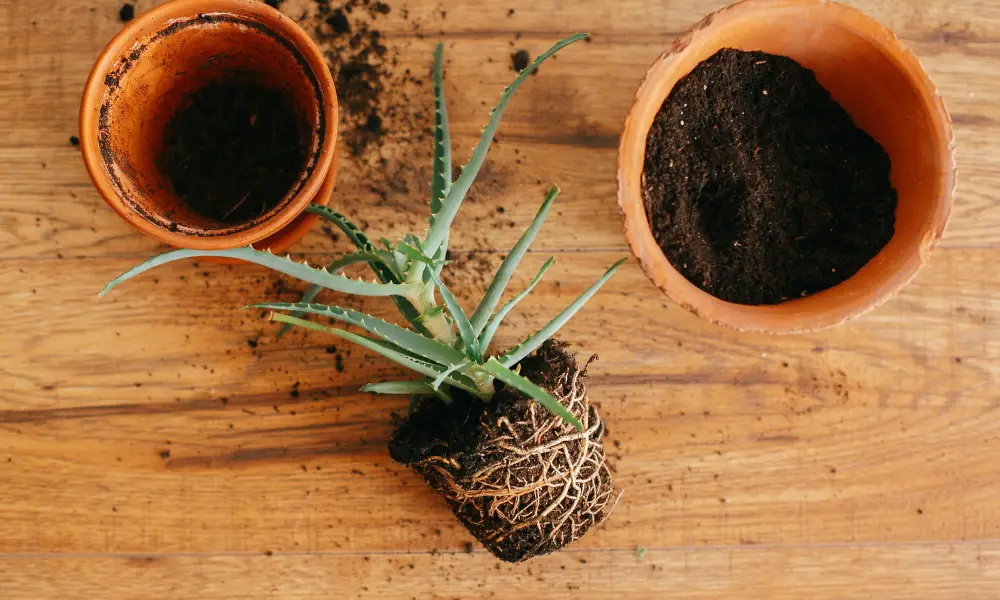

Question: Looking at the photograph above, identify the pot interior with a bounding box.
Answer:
[97,13,324,236]
[627,0,953,331]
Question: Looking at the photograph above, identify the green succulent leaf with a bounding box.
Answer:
[253,302,467,366]
[305,205,375,251]
[99,247,419,298]
[430,42,452,218]
[299,204,430,336]
[372,382,455,406]
[499,257,626,368]
[275,250,396,340]
[431,360,471,390]
[396,242,442,270]
[478,256,554,354]
[422,33,589,259]
[361,381,431,395]
[481,358,582,431]
[270,313,484,397]
[426,269,482,362]
[434,232,449,278]
[470,185,559,335]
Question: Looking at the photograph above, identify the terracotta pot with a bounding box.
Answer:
[617,0,955,334]
[80,0,338,254]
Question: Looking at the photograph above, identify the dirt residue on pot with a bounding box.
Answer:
[160,83,308,223]
[642,48,897,305]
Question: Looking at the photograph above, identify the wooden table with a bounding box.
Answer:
[2,0,999,597]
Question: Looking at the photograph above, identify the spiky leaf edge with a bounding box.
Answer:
[252,302,467,366]
[481,358,582,431]
[420,33,589,261]
[499,258,626,368]
[99,247,419,298]
[270,313,483,397]
[478,256,554,354]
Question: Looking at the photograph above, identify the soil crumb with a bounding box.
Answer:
[119,3,135,22]
[642,48,897,305]
[160,82,307,224]
[511,49,532,73]
[286,0,431,158]
[69,136,79,147]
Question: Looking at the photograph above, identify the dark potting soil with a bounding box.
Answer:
[388,343,579,467]
[119,3,135,23]
[642,48,897,305]
[160,83,307,224]
[510,49,535,74]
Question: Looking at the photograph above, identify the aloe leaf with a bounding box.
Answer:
[362,381,435,395]
[270,313,483,397]
[434,232,449,278]
[499,257,626,368]
[306,205,376,251]
[429,42,452,217]
[254,302,466,366]
[431,360,471,390]
[305,204,400,282]
[99,247,419,298]
[470,186,559,335]
[364,380,454,407]
[275,250,394,340]
[396,242,441,269]
[426,269,482,362]
[413,42,453,286]
[422,33,588,259]
[481,358,582,431]
[478,256,554,354]
[299,204,430,336]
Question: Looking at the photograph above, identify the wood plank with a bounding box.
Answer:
[1,543,999,599]
[3,248,999,553]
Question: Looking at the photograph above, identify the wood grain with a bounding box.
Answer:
[2,544,1000,599]
[2,0,1000,597]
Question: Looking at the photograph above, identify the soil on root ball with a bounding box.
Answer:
[388,340,619,562]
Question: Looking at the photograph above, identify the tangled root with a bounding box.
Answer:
[394,343,620,562]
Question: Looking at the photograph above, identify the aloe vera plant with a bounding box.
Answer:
[101,34,622,562]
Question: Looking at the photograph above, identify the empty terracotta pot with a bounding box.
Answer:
[618,0,955,333]
[80,0,338,253]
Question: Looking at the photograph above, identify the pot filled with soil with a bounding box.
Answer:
[80,0,338,253]
[100,36,623,562]
[618,0,955,333]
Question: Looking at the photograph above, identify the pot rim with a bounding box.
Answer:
[79,0,339,250]
[616,0,956,334]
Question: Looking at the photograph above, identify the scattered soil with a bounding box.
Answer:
[297,0,427,158]
[69,136,79,147]
[510,49,534,74]
[388,340,617,562]
[642,48,897,305]
[119,3,135,22]
[160,82,308,223]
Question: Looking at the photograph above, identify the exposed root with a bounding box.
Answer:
[405,351,620,562]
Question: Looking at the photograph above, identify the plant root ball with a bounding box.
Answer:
[389,340,620,562]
